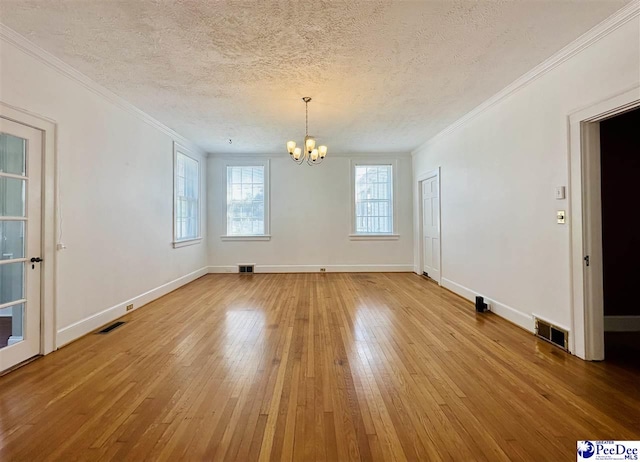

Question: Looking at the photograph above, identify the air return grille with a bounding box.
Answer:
[97,321,126,334]
[534,317,568,351]
[238,265,254,273]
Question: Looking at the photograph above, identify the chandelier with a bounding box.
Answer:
[286,97,327,165]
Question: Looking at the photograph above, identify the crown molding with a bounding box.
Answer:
[208,151,411,159]
[411,0,640,156]
[0,23,205,156]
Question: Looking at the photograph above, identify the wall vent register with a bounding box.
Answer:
[534,317,568,351]
[96,321,126,334]
[238,265,254,273]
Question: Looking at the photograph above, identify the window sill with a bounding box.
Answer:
[220,235,271,241]
[173,237,203,248]
[349,234,400,241]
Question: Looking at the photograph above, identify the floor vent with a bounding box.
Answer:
[535,317,568,351]
[97,321,126,334]
[238,265,254,273]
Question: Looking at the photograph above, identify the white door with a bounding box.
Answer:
[0,118,42,371]
[421,175,440,283]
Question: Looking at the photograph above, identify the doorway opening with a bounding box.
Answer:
[599,107,640,367]
[569,86,640,361]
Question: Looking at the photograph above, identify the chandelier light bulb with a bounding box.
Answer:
[293,147,302,160]
[318,145,327,158]
[311,149,319,161]
[305,136,316,153]
[287,141,296,154]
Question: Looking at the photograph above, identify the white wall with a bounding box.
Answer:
[412,16,640,334]
[0,36,208,347]
[208,155,414,271]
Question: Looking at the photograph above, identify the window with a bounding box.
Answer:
[352,163,397,238]
[173,145,200,247]
[225,164,268,237]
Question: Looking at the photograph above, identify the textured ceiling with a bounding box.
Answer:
[0,0,630,154]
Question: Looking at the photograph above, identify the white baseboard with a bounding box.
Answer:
[207,264,413,274]
[56,267,209,348]
[208,266,237,273]
[604,316,640,332]
[441,278,535,332]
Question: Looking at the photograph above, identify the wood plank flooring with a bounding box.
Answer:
[0,273,638,461]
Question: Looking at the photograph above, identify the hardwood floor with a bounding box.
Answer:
[0,273,638,461]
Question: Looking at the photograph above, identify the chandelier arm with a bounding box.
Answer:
[307,155,322,166]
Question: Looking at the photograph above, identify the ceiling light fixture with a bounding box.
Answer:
[286,97,327,165]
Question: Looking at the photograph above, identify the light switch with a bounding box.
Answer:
[555,186,566,200]
[557,210,566,224]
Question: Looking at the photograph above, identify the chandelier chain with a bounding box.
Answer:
[305,100,308,136]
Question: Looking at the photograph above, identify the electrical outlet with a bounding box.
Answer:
[126,304,134,311]
[320,268,326,272]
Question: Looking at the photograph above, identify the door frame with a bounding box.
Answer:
[1,102,57,356]
[417,168,441,285]
[569,85,640,360]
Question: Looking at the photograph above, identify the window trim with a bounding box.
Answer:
[173,142,202,248]
[350,159,398,240]
[221,159,271,241]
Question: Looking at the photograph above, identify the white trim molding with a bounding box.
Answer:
[441,278,535,333]
[412,0,640,155]
[220,235,271,241]
[604,316,640,332]
[172,238,203,248]
[56,267,208,347]
[207,264,413,274]
[349,234,400,241]
[209,151,411,159]
[0,23,205,157]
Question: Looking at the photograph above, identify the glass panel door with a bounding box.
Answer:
[0,132,27,349]
[0,118,42,371]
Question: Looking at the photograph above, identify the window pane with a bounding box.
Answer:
[0,261,24,304]
[226,165,265,235]
[252,220,264,235]
[354,165,392,234]
[0,177,26,217]
[0,133,26,177]
[175,152,199,241]
[242,167,253,183]
[0,220,25,260]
